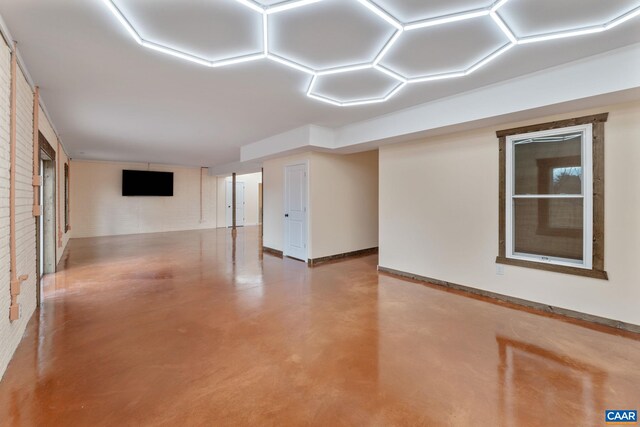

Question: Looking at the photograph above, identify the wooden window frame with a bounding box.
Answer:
[39,131,56,160]
[496,113,608,280]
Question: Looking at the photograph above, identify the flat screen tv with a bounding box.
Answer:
[122,170,173,196]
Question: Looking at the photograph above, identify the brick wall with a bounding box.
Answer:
[0,38,12,380]
[0,35,69,379]
[15,58,37,337]
[0,38,37,380]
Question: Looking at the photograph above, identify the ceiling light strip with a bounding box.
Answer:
[306,74,318,95]
[605,5,640,29]
[408,71,465,84]
[102,0,640,107]
[233,0,265,14]
[267,54,317,75]
[263,13,269,54]
[307,92,343,107]
[141,41,211,66]
[210,53,266,68]
[490,11,517,43]
[374,64,407,83]
[308,71,407,108]
[356,0,403,30]
[101,0,142,44]
[491,0,512,13]
[465,42,514,74]
[342,97,386,107]
[373,30,403,65]
[266,0,325,15]
[317,63,372,76]
[384,81,406,101]
[404,9,489,31]
[518,25,606,44]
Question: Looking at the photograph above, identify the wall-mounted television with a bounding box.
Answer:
[122,170,174,196]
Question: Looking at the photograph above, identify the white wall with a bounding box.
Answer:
[216,175,226,229]
[379,101,640,326]
[310,151,378,259]
[70,160,219,238]
[263,152,310,252]
[262,150,378,259]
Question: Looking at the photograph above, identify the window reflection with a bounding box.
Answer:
[497,336,606,427]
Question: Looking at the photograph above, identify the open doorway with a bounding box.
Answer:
[36,132,56,304]
[223,172,262,228]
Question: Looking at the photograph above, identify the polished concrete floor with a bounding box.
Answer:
[0,227,638,426]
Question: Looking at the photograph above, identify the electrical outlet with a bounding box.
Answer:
[496,264,505,276]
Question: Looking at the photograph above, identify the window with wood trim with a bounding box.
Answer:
[496,114,608,279]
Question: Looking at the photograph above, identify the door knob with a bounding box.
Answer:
[285,214,289,218]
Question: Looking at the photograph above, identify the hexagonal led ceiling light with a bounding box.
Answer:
[380,15,512,84]
[100,0,640,107]
[103,0,269,67]
[307,67,405,106]
[266,0,399,72]
[496,0,640,44]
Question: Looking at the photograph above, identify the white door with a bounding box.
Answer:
[226,181,245,227]
[284,164,307,261]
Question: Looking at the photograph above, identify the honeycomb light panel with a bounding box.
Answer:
[387,14,510,83]
[308,66,404,106]
[266,0,399,72]
[497,1,640,44]
[102,0,265,67]
[100,0,640,107]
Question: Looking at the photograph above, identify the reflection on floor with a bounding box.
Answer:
[0,226,638,426]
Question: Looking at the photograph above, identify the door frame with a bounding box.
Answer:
[36,132,57,305]
[283,161,309,262]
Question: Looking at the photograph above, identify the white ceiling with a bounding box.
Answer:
[1,0,639,166]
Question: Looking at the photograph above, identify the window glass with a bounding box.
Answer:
[513,132,582,195]
[513,198,584,261]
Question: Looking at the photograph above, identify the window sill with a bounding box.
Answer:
[495,256,608,280]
